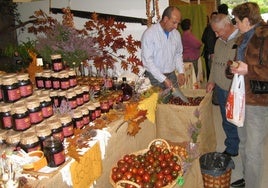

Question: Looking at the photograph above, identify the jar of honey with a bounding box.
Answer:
[51,54,64,72]
[0,103,13,129]
[59,114,74,138]
[47,118,64,142]
[12,103,31,131]
[2,74,21,103]
[20,132,41,153]
[26,98,43,125]
[17,73,33,98]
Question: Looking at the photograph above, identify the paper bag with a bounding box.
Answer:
[226,74,245,127]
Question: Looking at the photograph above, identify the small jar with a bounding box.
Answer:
[20,132,41,153]
[80,107,90,126]
[58,90,67,107]
[43,136,65,167]
[93,101,101,118]
[0,129,7,144]
[26,99,43,124]
[59,114,74,138]
[35,122,52,149]
[59,71,70,90]
[72,110,84,129]
[87,104,96,122]
[51,72,60,90]
[2,74,21,103]
[12,103,31,131]
[50,90,59,108]
[66,90,77,109]
[104,77,113,90]
[35,72,44,89]
[17,73,33,98]
[51,54,64,72]
[43,70,52,90]
[68,70,77,88]
[100,99,110,113]
[47,118,64,142]
[6,130,21,151]
[74,86,84,106]
[81,85,90,103]
[0,103,13,129]
[92,82,101,98]
[39,94,53,119]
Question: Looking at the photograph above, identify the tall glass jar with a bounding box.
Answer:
[43,136,65,167]
[51,54,64,72]
[17,73,33,98]
[2,74,21,103]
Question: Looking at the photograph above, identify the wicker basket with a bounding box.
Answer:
[110,138,183,188]
[202,168,232,188]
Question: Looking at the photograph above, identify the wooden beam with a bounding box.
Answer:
[49,8,148,25]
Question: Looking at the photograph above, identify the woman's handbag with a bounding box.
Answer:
[226,74,245,127]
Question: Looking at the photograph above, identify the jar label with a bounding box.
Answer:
[0,89,3,100]
[62,125,74,137]
[7,88,21,101]
[19,85,33,97]
[83,94,89,102]
[95,109,101,118]
[2,116,13,128]
[41,106,53,118]
[76,97,84,106]
[61,81,70,90]
[37,80,44,88]
[83,116,90,125]
[75,119,84,129]
[68,100,77,109]
[45,80,52,89]
[15,117,31,130]
[53,150,65,166]
[69,79,77,87]
[29,111,43,124]
[53,62,63,71]
[52,80,60,89]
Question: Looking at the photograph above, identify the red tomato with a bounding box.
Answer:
[137,168,145,176]
[142,172,150,183]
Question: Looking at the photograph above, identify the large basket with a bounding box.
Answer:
[110,139,183,188]
[202,168,232,188]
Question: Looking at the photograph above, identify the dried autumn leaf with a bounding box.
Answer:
[127,121,141,136]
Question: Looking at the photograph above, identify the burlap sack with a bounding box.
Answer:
[156,88,216,154]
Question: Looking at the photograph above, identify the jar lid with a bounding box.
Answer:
[35,123,51,137]
[72,110,83,118]
[80,107,89,115]
[20,132,39,145]
[51,72,59,78]
[66,91,76,98]
[46,118,62,130]
[93,101,100,107]
[51,54,62,60]
[12,103,28,114]
[26,99,40,109]
[49,90,58,97]
[87,104,96,111]
[2,74,18,85]
[39,94,51,103]
[81,85,89,92]
[6,130,21,144]
[41,89,50,96]
[0,129,7,141]
[74,87,83,95]
[58,90,67,97]
[35,72,43,77]
[59,71,68,78]
[43,71,51,78]
[17,73,30,81]
[59,114,72,124]
[0,103,13,112]
[68,70,76,76]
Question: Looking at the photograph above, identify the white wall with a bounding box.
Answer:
[16,0,169,43]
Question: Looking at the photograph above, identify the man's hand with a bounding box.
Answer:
[206,82,215,93]
[177,73,185,86]
[164,78,173,89]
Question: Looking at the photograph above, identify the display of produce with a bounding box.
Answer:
[110,139,183,188]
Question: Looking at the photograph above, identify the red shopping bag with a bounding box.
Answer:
[226,74,245,127]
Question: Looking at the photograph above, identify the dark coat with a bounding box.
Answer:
[236,22,268,106]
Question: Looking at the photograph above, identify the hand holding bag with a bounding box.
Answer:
[225,73,245,127]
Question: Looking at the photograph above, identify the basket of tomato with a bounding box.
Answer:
[110,139,183,188]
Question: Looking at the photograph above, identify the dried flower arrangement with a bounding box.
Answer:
[188,108,202,143]
[27,7,142,74]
